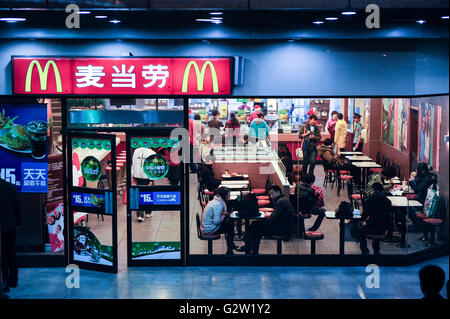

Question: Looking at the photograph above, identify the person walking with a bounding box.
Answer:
[326,110,339,141]
[0,177,22,293]
[131,147,155,222]
[334,113,348,153]
[299,114,321,176]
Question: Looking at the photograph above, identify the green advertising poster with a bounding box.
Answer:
[132,242,181,260]
[143,154,169,179]
[73,226,113,266]
[81,156,102,182]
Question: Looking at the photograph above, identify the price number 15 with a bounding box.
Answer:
[0,168,16,185]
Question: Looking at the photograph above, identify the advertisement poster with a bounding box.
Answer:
[396,99,409,154]
[418,102,441,170]
[73,226,113,266]
[132,242,181,260]
[0,104,48,193]
[381,98,395,147]
[46,202,65,254]
[46,153,64,254]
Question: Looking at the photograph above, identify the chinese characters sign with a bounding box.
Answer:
[13,57,231,95]
[139,191,181,205]
[0,104,48,193]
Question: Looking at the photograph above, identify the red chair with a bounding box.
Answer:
[419,197,446,246]
[304,231,324,255]
[258,200,271,207]
[196,213,220,255]
[337,175,353,197]
[256,196,270,200]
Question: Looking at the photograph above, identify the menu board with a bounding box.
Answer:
[0,104,48,193]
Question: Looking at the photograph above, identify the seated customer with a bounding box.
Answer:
[296,174,326,232]
[201,187,236,256]
[365,166,396,196]
[237,186,293,255]
[358,182,392,255]
[198,164,221,193]
[408,162,438,229]
[318,138,361,187]
[278,143,293,177]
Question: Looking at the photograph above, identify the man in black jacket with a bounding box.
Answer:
[358,182,392,255]
[0,177,22,292]
[237,185,293,255]
[295,174,325,232]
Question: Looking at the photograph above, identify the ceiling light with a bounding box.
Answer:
[342,11,356,15]
[196,19,215,22]
[0,17,26,22]
[110,20,121,24]
[416,20,426,24]
[211,17,223,20]
[441,16,449,19]
[210,12,223,15]
[325,17,338,21]
[95,15,108,19]
[78,11,91,14]
[313,21,324,24]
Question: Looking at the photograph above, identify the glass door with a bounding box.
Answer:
[67,132,118,273]
[126,130,184,266]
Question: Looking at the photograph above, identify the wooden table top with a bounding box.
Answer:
[387,196,423,207]
[353,161,382,168]
[345,156,373,161]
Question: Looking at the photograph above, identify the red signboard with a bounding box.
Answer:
[13,57,231,95]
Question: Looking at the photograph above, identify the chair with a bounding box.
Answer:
[337,174,353,197]
[366,233,386,254]
[304,231,324,255]
[375,152,382,164]
[347,180,364,209]
[420,198,447,247]
[251,175,271,195]
[196,213,221,255]
[263,235,291,255]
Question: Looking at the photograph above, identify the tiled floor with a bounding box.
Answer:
[5,256,449,299]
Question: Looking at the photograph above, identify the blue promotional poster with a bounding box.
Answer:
[0,104,48,193]
[139,191,181,205]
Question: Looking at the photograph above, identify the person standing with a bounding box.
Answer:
[188,110,197,173]
[299,114,321,176]
[207,109,223,144]
[225,112,241,146]
[326,111,339,141]
[131,147,155,222]
[0,177,22,292]
[334,113,348,153]
[352,113,363,152]
[193,114,205,167]
[249,112,270,142]
[248,104,261,124]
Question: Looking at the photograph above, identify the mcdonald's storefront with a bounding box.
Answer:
[2,40,449,272]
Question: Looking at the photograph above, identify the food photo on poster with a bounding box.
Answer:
[0,104,48,193]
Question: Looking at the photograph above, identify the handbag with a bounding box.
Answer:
[335,201,354,219]
[423,184,439,218]
[295,126,307,160]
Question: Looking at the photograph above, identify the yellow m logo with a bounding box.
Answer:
[182,60,219,93]
[25,60,62,93]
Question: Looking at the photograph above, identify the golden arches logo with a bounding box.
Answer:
[182,60,219,93]
[25,60,62,93]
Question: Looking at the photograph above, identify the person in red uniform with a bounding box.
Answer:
[248,104,261,124]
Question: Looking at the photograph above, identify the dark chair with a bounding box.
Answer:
[347,180,364,209]
[366,233,386,254]
[337,172,353,197]
[375,151,382,164]
[264,235,291,255]
[304,231,324,255]
[420,198,447,247]
[196,213,221,255]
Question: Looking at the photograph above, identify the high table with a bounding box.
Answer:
[230,211,266,238]
[325,210,362,255]
[386,196,423,248]
[345,156,373,161]
[353,161,382,188]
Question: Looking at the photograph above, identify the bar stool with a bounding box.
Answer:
[337,174,353,197]
[304,231,324,255]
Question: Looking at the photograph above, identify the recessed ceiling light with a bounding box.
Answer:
[416,20,426,24]
[78,11,91,14]
[95,15,108,19]
[110,20,121,24]
[0,17,26,22]
[342,11,356,15]
[313,21,324,24]
[441,16,449,19]
[210,12,223,15]
[325,17,338,21]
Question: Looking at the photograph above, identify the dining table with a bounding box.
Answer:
[353,161,382,188]
[345,155,373,162]
[325,210,362,255]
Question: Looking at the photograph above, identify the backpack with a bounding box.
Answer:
[335,201,354,219]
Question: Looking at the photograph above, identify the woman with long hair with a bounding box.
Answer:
[225,112,241,146]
